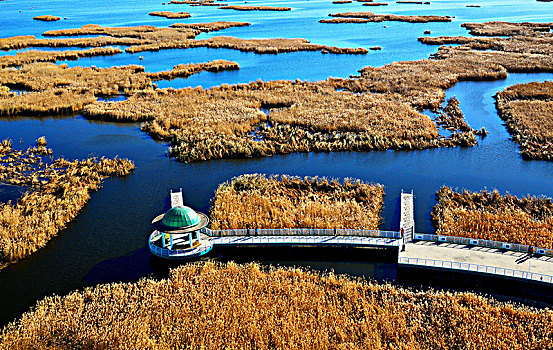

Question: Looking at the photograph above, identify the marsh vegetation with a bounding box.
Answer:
[0,139,135,269]
[1,262,551,349]
[495,81,553,160]
[432,186,553,249]
[220,5,292,11]
[32,15,61,22]
[210,174,384,230]
[148,11,191,19]
[325,11,451,22]
[81,79,471,162]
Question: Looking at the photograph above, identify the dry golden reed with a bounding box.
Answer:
[495,81,553,160]
[461,21,553,37]
[1,262,551,349]
[32,15,60,22]
[0,139,135,269]
[0,63,152,116]
[325,11,452,22]
[435,97,487,138]
[0,47,123,68]
[432,186,553,249]
[168,21,250,32]
[3,21,553,163]
[36,24,367,55]
[220,5,292,11]
[82,79,467,162]
[148,11,191,19]
[0,58,241,117]
[146,60,239,80]
[209,174,384,229]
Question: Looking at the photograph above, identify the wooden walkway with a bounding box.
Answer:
[211,235,400,248]
[170,189,184,208]
[400,190,414,242]
[162,189,553,285]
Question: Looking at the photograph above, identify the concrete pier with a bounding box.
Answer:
[399,239,553,283]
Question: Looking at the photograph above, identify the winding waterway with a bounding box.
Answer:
[1,0,553,326]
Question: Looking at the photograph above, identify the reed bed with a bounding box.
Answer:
[148,11,191,19]
[209,174,384,229]
[432,186,553,249]
[1,262,552,349]
[34,24,367,55]
[125,35,368,54]
[320,18,373,23]
[0,61,154,117]
[169,21,250,32]
[495,81,553,160]
[170,0,228,6]
[461,21,553,37]
[32,15,60,21]
[42,24,197,39]
[436,97,487,137]
[0,47,122,68]
[0,35,144,51]
[326,11,452,22]
[339,56,507,110]
[340,26,553,111]
[219,5,292,11]
[146,60,239,80]
[0,59,241,116]
[0,90,97,116]
[81,79,463,162]
[0,63,151,96]
[418,21,553,59]
[0,139,135,269]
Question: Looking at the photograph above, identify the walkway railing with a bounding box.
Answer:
[202,228,400,239]
[212,235,401,247]
[398,256,553,284]
[413,233,553,257]
[149,231,212,258]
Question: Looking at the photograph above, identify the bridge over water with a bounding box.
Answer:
[166,190,553,285]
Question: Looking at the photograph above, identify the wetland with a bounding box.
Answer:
[1,0,553,346]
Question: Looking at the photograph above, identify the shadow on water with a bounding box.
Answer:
[0,184,27,204]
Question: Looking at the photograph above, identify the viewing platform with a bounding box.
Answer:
[399,241,553,284]
[149,189,553,286]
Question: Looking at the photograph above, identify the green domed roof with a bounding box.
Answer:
[161,206,201,228]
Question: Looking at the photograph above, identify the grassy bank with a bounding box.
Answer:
[1,262,551,349]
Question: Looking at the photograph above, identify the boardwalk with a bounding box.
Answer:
[170,189,184,208]
[205,228,401,249]
[400,190,414,242]
[160,189,553,285]
[211,235,400,248]
[399,241,553,284]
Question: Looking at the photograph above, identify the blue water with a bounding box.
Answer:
[0,0,553,326]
